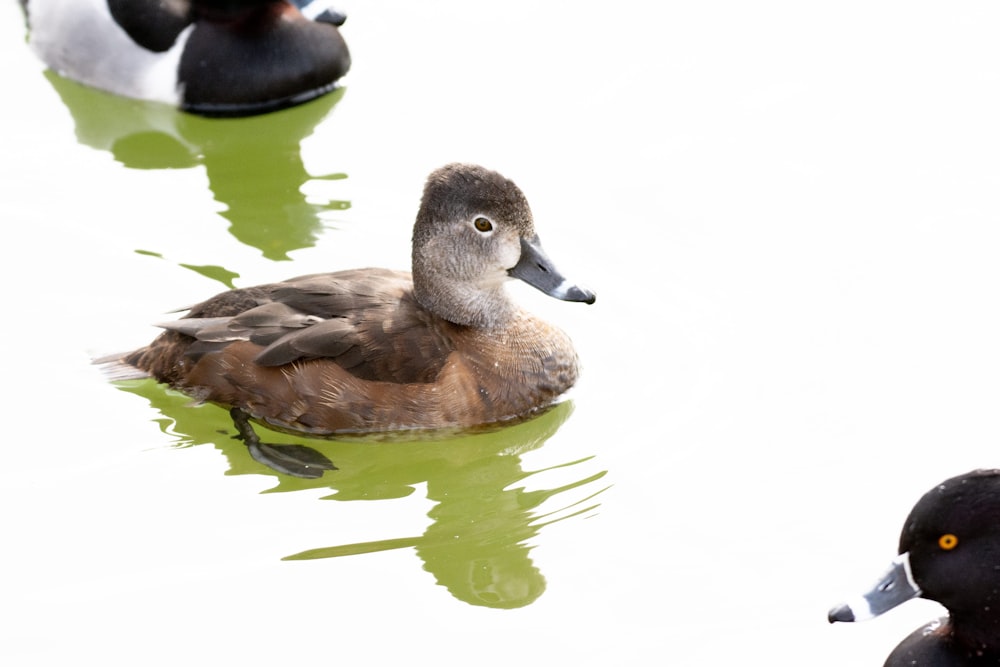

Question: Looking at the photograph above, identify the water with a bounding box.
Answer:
[3,2,1000,665]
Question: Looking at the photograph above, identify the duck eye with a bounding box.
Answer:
[473,217,493,233]
[938,534,959,550]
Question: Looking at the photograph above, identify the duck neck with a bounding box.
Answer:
[948,608,1000,655]
[412,273,516,329]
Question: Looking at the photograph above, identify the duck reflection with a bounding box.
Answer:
[43,70,348,261]
[117,380,609,609]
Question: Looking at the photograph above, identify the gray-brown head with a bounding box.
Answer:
[411,163,595,328]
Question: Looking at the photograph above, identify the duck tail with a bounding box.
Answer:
[92,352,152,381]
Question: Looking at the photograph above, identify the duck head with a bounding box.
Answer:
[829,469,1000,657]
[411,163,595,329]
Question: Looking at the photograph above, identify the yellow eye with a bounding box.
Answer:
[473,217,493,232]
[938,534,958,550]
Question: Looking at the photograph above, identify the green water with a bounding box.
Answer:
[119,379,608,609]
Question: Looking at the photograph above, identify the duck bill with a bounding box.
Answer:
[508,235,596,304]
[828,552,922,623]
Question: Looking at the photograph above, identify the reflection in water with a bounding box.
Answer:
[44,70,349,262]
[117,380,609,609]
[135,249,242,289]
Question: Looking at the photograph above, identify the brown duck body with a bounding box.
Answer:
[119,164,594,445]
[125,268,581,434]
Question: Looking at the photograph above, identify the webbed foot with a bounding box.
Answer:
[230,408,336,479]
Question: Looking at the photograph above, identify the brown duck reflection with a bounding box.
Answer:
[43,69,349,261]
[117,380,609,609]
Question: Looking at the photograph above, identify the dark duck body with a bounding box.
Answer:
[117,164,595,473]
[22,0,351,116]
[829,469,1000,665]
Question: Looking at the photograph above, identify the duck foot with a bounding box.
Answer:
[230,408,336,479]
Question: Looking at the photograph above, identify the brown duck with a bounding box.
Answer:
[115,164,595,476]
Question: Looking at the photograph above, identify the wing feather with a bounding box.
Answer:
[154,269,456,383]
